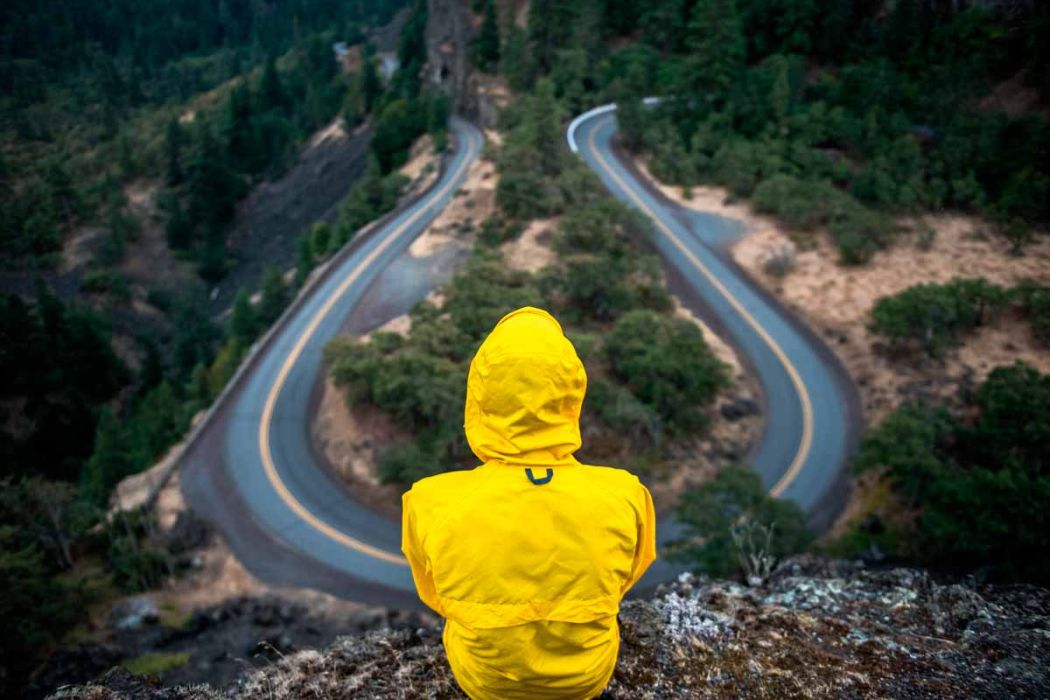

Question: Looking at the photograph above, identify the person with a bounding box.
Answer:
[401,307,656,700]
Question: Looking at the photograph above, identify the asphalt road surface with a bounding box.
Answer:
[181,119,482,607]
[180,107,860,606]
[569,106,861,584]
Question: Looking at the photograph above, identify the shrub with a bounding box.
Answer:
[762,244,797,277]
[586,377,662,445]
[851,363,1050,582]
[378,439,447,485]
[477,218,522,246]
[751,175,832,230]
[869,278,1008,356]
[604,311,730,435]
[826,201,895,265]
[1014,279,1050,345]
[674,465,810,578]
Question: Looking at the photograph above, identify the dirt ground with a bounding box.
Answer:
[501,217,558,272]
[408,146,497,257]
[113,456,387,622]
[312,378,411,521]
[639,164,1050,538]
[316,140,764,514]
[640,163,1050,426]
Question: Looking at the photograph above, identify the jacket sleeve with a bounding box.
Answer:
[401,490,443,615]
[622,481,657,596]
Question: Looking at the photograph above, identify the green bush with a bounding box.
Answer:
[870,278,1008,356]
[586,378,662,445]
[674,465,810,578]
[604,310,730,435]
[851,363,1050,582]
[1014,279,1050,345]
[378,438,448,485]
[751,175,835,230]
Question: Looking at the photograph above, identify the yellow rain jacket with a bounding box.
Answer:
[402,307,656,700]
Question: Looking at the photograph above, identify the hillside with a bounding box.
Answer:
[49,556,1050,698]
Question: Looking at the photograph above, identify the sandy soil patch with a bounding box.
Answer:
[635,159,761,230]
[60,227,105,272]
[111,448,388,623]
[306,118,348,151]
[732,216,1050,424]
[501,217,558,272]
[120,180,196,293]
[311,378,411,520]
[398,134,438,190]
[638,155,1050,425]
[643,299,763,511]
[407,146,497,257]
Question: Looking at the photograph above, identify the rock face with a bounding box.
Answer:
[47,556,1049,698]
[426,0,477,118]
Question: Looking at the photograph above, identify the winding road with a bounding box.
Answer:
[180,108,860,606]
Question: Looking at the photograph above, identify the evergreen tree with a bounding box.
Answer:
[258,266,289,325]
[641,0,687,54]
[615,60,648,152]
[527,0,577,74]
[296,233,316,287]
[223,81,257,173]
[310,221,333,259]
[81,408,134,504]
[475,0,501,72]
[229,288,258,347]
[163,117,184,185]
[186,126,242,235]
[687,0,745,101]
[259,55,286,112]
[360,44,382,114]
[501,24,533,92]
[525,79,564,177]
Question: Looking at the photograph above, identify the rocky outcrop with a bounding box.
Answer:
[47,556,1050,698]
[426,0,477,118]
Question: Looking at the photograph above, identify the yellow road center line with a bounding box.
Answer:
[257,131,479,566]
[587,117,814,497]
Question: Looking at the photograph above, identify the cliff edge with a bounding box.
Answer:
[47,556,1048,698]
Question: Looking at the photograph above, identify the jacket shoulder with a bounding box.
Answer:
[404,469,479,506]
[576,464,648,498]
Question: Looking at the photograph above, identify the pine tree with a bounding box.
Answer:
[258,266,289,325]
[615,60,648,152]
[164,117,184,185]
[526,79,564,177]
[186,126,241,232]
[527,0,577,74]
[641,0,686,54]
[296,233,315,287]
[259,55,286,112]
[475,0,501,72]
[501,24,533,92]
[360,44,382,114]
[229,288,258,346]
[223,81,256,173]
[82,408,135,505]
[687,0,745,101]
[310,222,332,259]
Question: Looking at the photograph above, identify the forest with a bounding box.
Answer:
[0,0,460,693]
[329,0,1049,586]
[327,79,731,485]
[1,0,1049,694]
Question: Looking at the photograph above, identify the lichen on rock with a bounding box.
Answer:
[48,556,1050,699]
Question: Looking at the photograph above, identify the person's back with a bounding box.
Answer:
[402,307,655,700]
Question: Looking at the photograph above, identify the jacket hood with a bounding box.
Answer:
[464,307,587,465]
